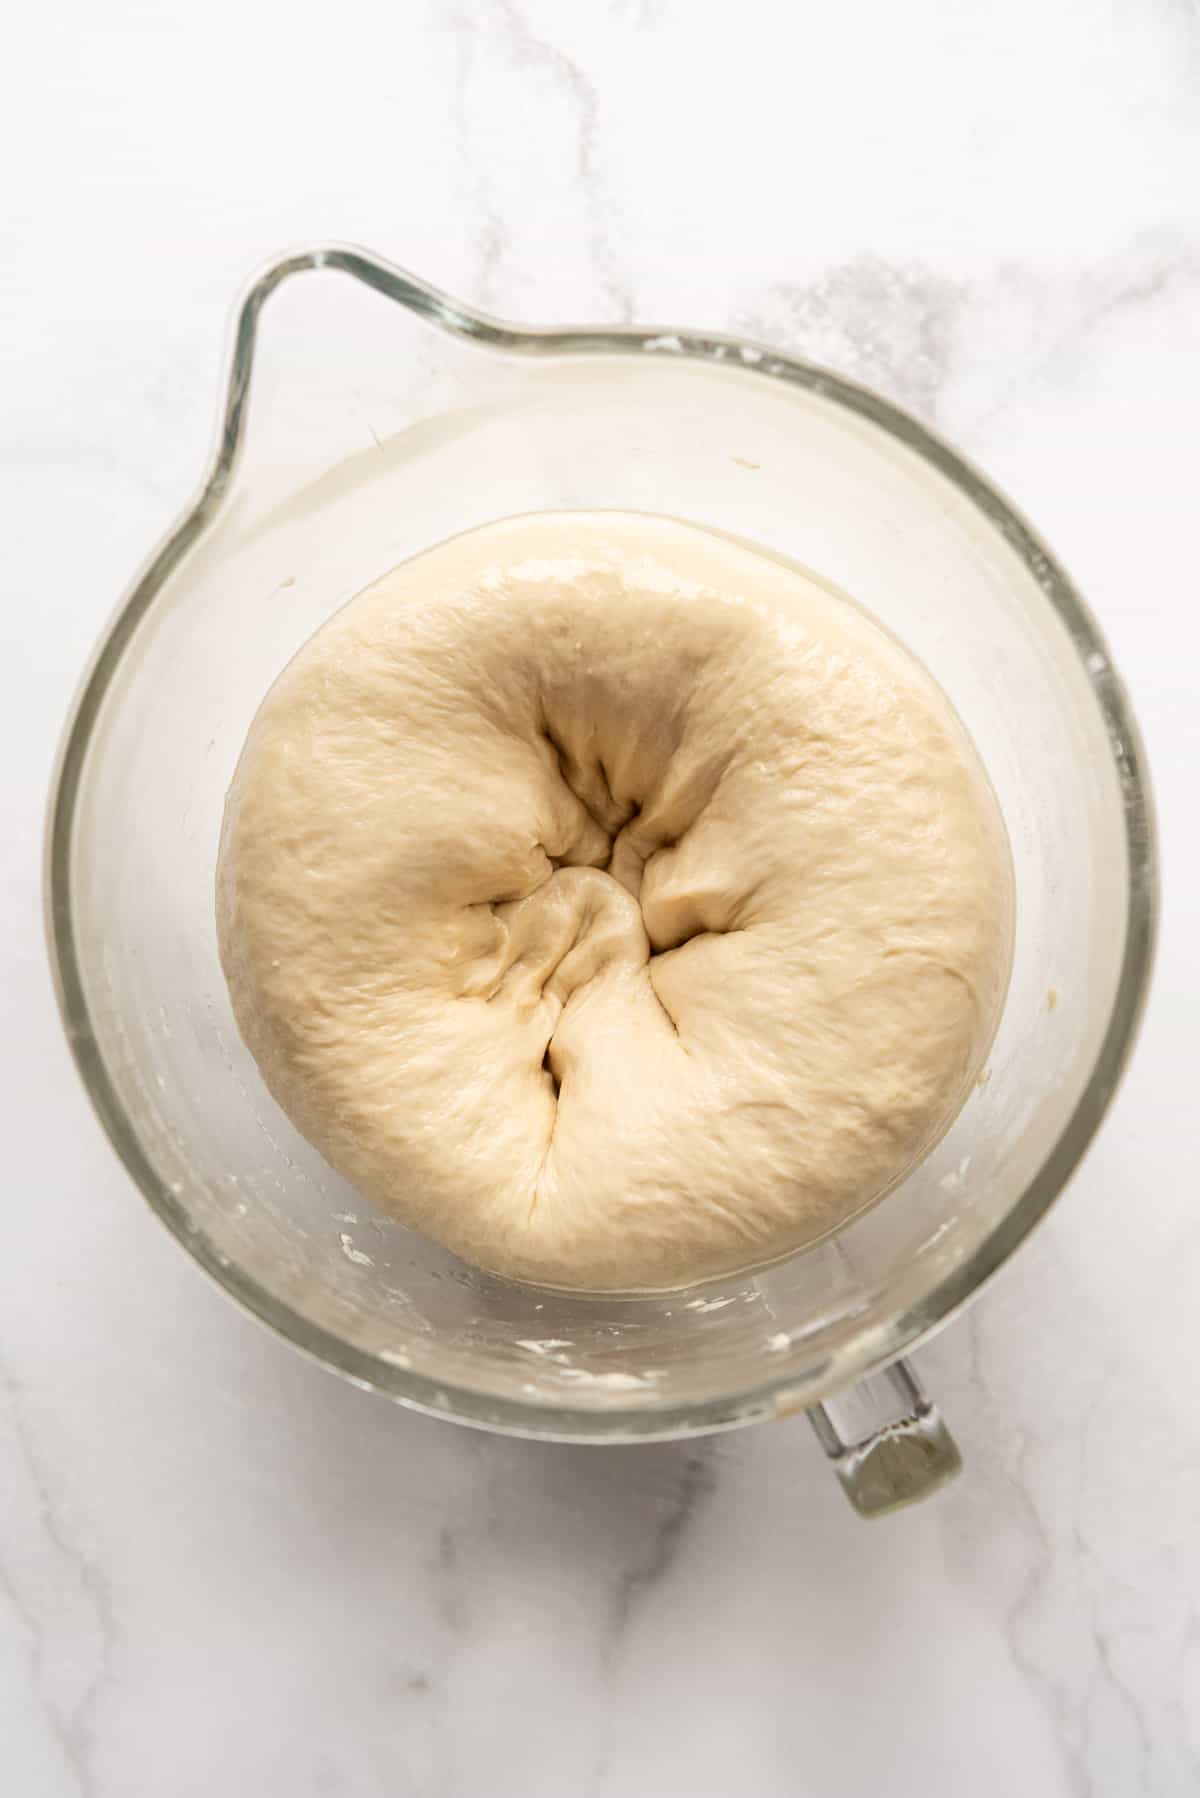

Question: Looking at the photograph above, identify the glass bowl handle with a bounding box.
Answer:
[806,1358,961,1517]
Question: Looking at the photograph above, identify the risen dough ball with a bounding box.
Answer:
[217,512,1013,1292]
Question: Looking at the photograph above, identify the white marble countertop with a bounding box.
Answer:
[3,3,1199,1793]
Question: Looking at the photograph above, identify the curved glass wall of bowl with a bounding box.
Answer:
[46,246,1156,1510]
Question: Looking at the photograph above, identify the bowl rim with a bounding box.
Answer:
[43,242,1160,1441]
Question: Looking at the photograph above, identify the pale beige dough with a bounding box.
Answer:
[217,512,1014,1292]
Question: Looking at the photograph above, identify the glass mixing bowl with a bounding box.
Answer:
[45,247,1157,1515]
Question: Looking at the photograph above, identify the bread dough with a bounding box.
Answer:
[217,512,1013,1292]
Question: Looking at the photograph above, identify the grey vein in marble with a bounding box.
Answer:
[744,258,964,421]
[740,236,1200,450]
[449,4,510,309]
[949,1306,1098,1798]
[451,0,634,320]
[495,1,633,319]
[973,238,1200,428]
[0,1353,117,1796]
[605,1442,717,1662]
[937,1273,1200,1798]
